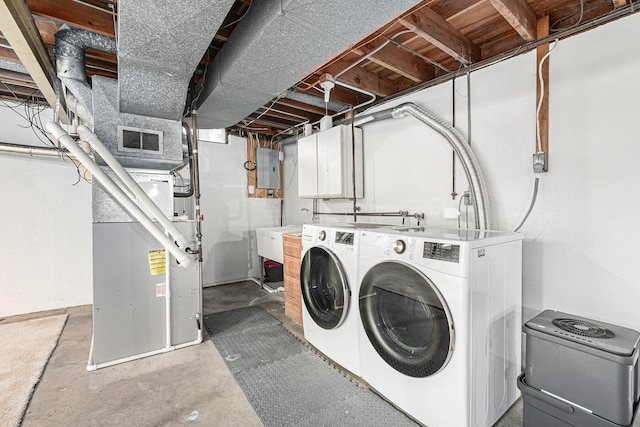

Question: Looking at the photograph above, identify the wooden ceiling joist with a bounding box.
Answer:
[0,81,42,98]
[0,68,36,87]
[264,103,323,123]
[323,63,403,98]
[26,0,115,37]
[276,98,335,116]
[0,46,19,62]
[487,0,537,42]
[356,38,435,83]
[398,6,481,65]
[0,0,67,121]
[256,106,309,124]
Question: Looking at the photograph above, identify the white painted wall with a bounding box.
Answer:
[0,105,92,317]
[283,12,640,331]
[199,135,283,285]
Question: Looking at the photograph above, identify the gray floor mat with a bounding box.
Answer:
[204,306,418,427]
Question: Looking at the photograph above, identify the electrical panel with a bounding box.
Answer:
[257,147,280,189]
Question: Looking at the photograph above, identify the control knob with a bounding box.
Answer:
[318,230,326,241]
[393,239,406,254]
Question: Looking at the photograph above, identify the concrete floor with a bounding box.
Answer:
[15,281,523,426]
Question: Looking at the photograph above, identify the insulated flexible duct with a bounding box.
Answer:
[46,121,196,267]
[54,25,116,124]
[354,102,490,230]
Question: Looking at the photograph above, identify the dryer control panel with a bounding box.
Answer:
[423,242,460,263]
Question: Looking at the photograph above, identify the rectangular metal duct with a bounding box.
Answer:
[117,0,236,121]
[196,0,422,129]
[92,76,184,169]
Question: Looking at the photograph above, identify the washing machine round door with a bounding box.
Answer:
[359,261,454,377]
[300,247,349,330]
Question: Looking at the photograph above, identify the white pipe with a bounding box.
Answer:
[165,251,171,349]
[46,121,195,267]
[77,125,190,249]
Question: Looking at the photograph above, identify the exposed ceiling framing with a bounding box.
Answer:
[0,0,638,137]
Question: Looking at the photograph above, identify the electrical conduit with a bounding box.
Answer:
[46,121,196,267]
[77,125,191,249]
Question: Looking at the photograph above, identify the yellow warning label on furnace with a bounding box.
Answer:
[148,249,166,275]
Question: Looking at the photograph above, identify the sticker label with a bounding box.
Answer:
[156,282,166,297]
[148,249,166,275]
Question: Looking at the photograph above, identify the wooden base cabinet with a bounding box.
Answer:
[283,234,303,326]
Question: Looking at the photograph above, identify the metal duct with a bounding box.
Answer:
[117,0,236,121]
[196,0,421,129]
[46,121,196,267]
[354,102,491,230]
[54,25,116,123]
[0,141,70,158]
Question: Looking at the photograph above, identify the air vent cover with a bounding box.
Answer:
[118,126,163,155]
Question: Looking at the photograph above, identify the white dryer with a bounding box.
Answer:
[357,227,523,427]
[300,222,391,376]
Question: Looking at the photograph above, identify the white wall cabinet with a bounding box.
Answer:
[297,125,363,199]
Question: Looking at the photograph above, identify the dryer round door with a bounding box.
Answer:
[359,261,454,378]
[300,246,350,330]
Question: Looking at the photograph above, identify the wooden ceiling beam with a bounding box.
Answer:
[299,77,364,107]
[0,46,19,62]
[0,68,36,87]
[354,38,435,83]
[487,0,537,42]
[276,98,334,116]
[399,7,481,65]
[0,0,67,122]
[321,62,404,97]
[256,106,309,124]
[0,82,44,99]
[33,18,59,45]
[244,116,292,130]
[26,0,115,37]
[265,103,323,123]
[334,66,400,97]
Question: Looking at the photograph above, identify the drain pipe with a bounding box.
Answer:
[46,121,196,267]
[55,25,116,124]
[77,125,191,249]
[354,102,490,230]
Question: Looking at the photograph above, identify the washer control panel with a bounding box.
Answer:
[423,241,460,263]
[335,231,355,246]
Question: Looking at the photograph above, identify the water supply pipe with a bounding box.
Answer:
[46,121,196,267]
[77,125,191,249]
[354,102,490,230]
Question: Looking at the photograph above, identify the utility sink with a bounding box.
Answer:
[256,226,301,264]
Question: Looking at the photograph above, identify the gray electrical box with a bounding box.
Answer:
[257,147,280,189]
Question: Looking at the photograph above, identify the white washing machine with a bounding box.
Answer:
[300,222,393,376]
[357,227,523,427]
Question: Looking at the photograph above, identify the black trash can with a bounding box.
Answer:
[264,260,283,282]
